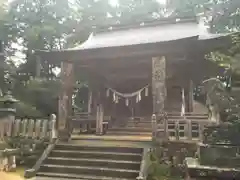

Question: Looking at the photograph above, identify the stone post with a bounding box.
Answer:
[50,114,57,142]
[151,114,157,141]
[187,120,192,140]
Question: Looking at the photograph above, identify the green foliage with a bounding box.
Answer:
[147,149,184,180]
[13,79,60,117]
[148,150,171,180]
[15,101,43,118]
[168,0,240,33]
[202,77,240,145]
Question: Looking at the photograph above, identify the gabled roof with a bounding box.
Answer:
[69,18,201,50]
[68,17,230,51]
[35,17,234,62]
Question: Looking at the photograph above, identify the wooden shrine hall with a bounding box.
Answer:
[36,17,230,140]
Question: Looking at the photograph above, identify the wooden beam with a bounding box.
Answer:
[37,37,197,62]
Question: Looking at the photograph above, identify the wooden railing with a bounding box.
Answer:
[154,114,217,142]
[165,119,215,141]
[71,112,112,134]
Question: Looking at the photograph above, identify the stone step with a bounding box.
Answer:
[109,127,152,132]
[50,150,142,161]
[127,120,152,124]
[125,125,152,129]
[125,122,152,127]
[46,157,141,170]
[107,131,152,136]
[55,144,143,154]
[39,164,139,179]
[36,172,135,180]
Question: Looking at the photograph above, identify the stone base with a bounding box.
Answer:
[58,129,70,141]
[198,143,240,168]
[185,157,240,180]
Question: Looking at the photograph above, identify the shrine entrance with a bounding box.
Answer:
[73,56,154,120]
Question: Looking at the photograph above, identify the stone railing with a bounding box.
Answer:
[0,115,56,172]
[0,117,55,140]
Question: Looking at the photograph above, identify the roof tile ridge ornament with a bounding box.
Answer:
[96,15,198,34]
[72,32,95,50]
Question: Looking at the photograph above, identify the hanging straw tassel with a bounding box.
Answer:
[106,89,110,97]
[145,86,149,96]
[116,96,119,103]
[113,92,116,102]
[125,98,129,106]
[139,91,141,101]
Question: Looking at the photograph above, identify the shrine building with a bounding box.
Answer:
[35,17,230,140]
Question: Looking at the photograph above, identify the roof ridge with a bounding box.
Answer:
[96,16,198,34]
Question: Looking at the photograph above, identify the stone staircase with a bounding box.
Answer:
[107,117,152,136]
[36,143,143,180]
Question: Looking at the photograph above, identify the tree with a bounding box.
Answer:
[4,0,80,116]
[167,0,240,33]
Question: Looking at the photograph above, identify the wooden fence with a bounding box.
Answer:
[0,118,54,141]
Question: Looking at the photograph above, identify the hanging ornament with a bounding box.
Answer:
[145,87,149,96]
[125,98,129,106]
[106,89,110,97]
[136,94,139,103]
[138,92,141,101]
[113,92,116,102]
[116,96,119,103]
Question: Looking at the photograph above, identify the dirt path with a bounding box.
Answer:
[0,172,25,180]
[0,167,33,180]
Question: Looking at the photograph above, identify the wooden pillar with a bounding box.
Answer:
[58,60,74,141]
[36,56,41,78]
[96,87,104,135]
[181,88,185,117]
[88,90,92,114]
[188,80,194,112]
[152,56,166,115]
[96,103,104,135]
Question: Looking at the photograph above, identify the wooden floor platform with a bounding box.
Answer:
[71,134,152,142]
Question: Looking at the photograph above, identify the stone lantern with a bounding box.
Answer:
[0,92,18,117]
